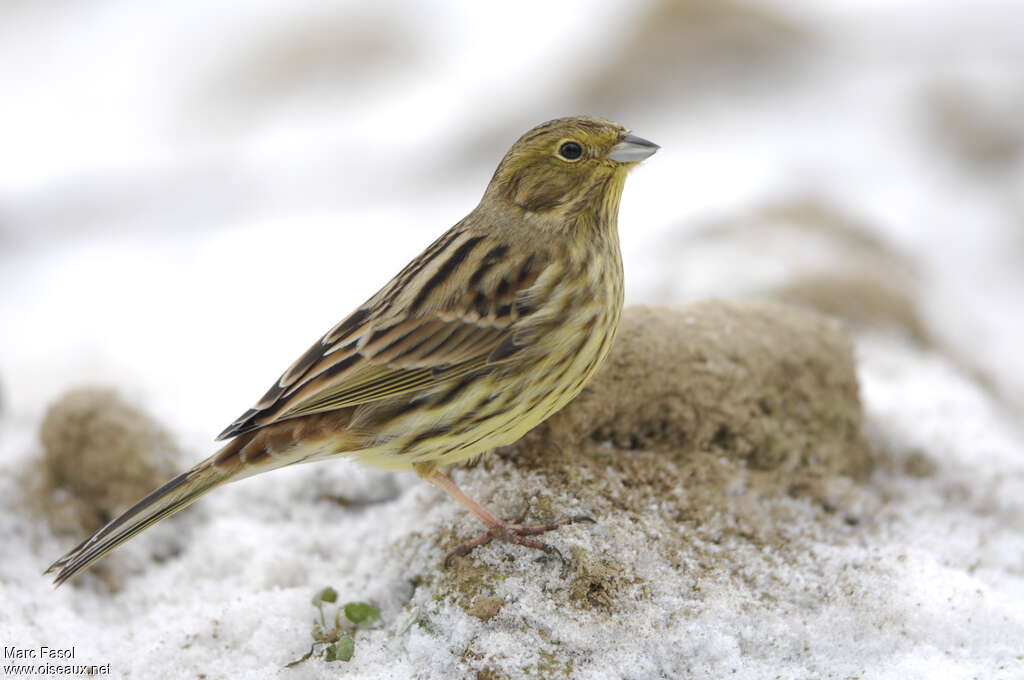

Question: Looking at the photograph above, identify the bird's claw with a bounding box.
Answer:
[443,502,595,568]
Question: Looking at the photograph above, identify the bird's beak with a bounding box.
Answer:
[608,133,660,162]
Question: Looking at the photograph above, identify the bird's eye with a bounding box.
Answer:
[557,141,583,161]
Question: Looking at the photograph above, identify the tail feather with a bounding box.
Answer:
[44,418,335,586]
[45,457,233,587]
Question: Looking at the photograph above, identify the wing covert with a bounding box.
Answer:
[216,234,547,440]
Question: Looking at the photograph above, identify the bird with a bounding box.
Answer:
[45,115,659,585]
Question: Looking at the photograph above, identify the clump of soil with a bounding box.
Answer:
[922,78,1024,172]
[529,301,868,478]
[567,546,623,611]
[440,302,873,616]
[577,0,811,115]
[773,272,929,345]
[658,194,927,344]
[34,387,181,537]
[465,595,505,621]
[193,6,421,127]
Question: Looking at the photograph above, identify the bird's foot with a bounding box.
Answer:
[443,502,595,568]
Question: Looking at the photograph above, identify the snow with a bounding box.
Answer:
[2,1,1024,678]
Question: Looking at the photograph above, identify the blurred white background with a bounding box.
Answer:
[4,4,1024,678]
[2,0,1023,447]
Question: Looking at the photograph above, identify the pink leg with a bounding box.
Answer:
[425,470,595,567]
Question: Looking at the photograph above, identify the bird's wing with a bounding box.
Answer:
[216,230,545,440]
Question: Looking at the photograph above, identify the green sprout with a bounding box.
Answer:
[324,636,355,663]
[286,586,382,668]
[344,602,381,625]
[316,586,338,604]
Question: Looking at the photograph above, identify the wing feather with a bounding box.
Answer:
[215,231,548,440]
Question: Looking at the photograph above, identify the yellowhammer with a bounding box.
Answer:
[47,115,659,584]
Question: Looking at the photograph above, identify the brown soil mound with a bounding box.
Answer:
[439,301,872,616]
[577,0,810,115]
[523,300,868,478]
[35,387,181,537]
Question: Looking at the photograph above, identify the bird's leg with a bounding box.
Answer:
[422,468,595,567]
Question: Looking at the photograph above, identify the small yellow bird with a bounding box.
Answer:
[46,116,658,585]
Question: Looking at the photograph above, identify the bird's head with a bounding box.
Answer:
[484,116,659,221]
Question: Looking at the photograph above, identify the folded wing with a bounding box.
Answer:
[217,231,546,440]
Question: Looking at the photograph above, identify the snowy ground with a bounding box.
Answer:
[2,1,1024,678]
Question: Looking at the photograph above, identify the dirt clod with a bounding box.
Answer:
[35,387,181,537]
[442,302,872,619]
[527,301,869,480]
[466,596,505,621]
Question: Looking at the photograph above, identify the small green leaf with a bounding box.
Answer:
[344,602,381,625]
[324,636,355,662]
[315,586,338,604]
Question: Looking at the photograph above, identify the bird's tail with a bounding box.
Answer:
[44,438,247,587]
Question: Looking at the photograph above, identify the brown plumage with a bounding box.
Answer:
[46,116,659,585]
